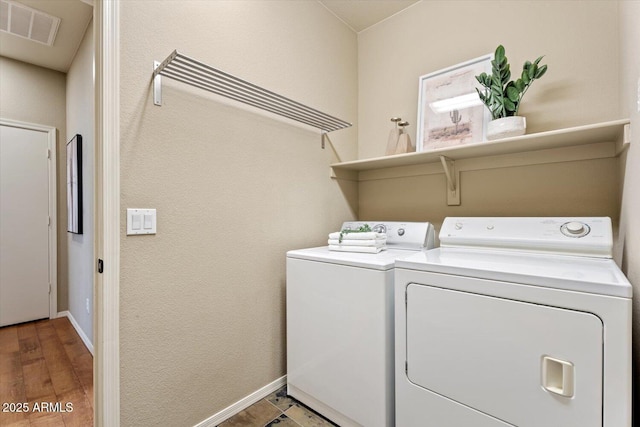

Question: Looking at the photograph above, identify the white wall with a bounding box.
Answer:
[66,20,94,345]
[0,57,68,311]
[118,1,357,425]
[618,0,640,411]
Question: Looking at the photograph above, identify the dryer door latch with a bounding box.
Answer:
[541,355,574,398]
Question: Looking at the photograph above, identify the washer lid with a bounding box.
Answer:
[287,246,419,271]
[396,248,632,298]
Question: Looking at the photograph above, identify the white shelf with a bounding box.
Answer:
[331,119,629,172]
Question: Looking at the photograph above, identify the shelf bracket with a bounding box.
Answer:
[322,132,343,164]
[153,61,162,106]
[624,123,631,146]
[439,155,460,206]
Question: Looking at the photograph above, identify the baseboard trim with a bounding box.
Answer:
[193,375,287,427]
[57,311,94,355]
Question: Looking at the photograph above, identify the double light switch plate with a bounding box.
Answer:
[127,208,156,235]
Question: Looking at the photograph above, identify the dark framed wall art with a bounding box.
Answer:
[66,134,83,234]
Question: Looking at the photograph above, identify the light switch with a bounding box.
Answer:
[132,214,142,230]
[127,209,156,235]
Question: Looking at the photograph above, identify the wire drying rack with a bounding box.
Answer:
[152,50,352,142]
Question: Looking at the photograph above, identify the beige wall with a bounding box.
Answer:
[618,0,640,412]
[0,57,68,311]
[66,20,94,345]
[356,1,621,229]
[358,0,619,159]
[116,1,636,424]
[357,0,635,414]
[118,1,357,425]
[360,158,620,228]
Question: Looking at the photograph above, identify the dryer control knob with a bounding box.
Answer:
[561,221,590,238]
[372,224,386,234]
[566,221,585,234]
[455,222,463,230]
[397,228,405,236]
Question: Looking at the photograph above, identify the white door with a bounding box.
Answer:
[0,124,51,327]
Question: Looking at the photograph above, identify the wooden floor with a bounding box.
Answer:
[0,317,93,427]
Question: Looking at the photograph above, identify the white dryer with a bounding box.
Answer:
[395,217,631,427]
[287,221,435,427]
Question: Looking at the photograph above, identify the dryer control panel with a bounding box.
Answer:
[341,221,435,250]
[439,217,613,258]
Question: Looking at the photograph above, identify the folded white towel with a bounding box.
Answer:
[328,245,386,254]
[328,238,386,247]
[328,231,386,240]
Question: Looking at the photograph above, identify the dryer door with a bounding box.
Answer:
[406,283,603,427]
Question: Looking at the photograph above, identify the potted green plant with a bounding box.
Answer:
[475,45,548,140]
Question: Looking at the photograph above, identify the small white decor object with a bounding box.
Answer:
[487,116,526,140]
[395,121,415,154]
[385,117,402,155]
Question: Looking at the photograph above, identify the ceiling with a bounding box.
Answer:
[320,0,419,32]
[0,0,92,72]
[0,0,417,73]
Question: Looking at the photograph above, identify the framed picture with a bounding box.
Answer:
[417,53,493,151]
[66,134,83,234]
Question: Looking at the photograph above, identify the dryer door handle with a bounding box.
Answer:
[541,355,574,398]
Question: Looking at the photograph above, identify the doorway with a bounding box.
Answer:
[0,120,57,327]
[0,0,107,423]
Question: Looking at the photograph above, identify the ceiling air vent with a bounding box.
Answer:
[0,0,60,46]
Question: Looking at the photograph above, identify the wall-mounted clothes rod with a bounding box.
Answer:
[152,50,352,136]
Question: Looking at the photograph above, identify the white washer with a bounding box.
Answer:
[395,217,632,427]
[287,221,435,427]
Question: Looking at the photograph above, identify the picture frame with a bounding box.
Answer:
[417,53,493,152]
[66,134,83,234]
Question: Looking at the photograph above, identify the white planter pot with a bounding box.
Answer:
[487,116,526,140]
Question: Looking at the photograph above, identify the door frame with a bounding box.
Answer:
[0,118,57,322]
[94,0,120,425]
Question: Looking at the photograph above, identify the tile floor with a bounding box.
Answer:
[217,386,338,427]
